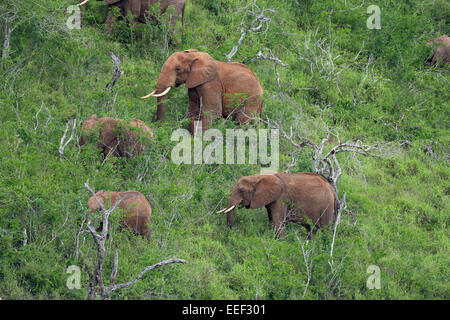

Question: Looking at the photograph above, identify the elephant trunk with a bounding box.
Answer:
[219,189,242,229]
[144,65,176,121]
[156,95,167,121]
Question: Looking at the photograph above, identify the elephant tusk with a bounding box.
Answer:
[140,90,156,99]
[152,87,171,97]
[224,205,236,213]
[78,0,89,6]
[216,205,236,214]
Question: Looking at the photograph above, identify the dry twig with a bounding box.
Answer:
[225,1,275,62]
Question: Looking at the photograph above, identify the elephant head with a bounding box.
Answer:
[141,49,219,120]
[79,114,100,147]
[218,174,284,229]
[80,115,117,151]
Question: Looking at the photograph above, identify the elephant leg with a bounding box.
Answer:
[191,83,222,134]
[224,93,261,126]
[142,226,151,243]
[105,7,116,34]
[168,5,183,43]
[188,88,201,134]
[265,204,273,223]
[128,1,141,27]
[237,95,262,125]
[267,200,286,239]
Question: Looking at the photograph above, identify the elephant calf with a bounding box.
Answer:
[80,114,155,158]
[88,190,152,242]
[218,173,337,238]
[425,35,450,66]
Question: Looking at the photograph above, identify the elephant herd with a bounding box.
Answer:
[80,1,449,242]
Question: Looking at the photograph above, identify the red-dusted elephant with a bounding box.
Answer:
[87,190,152,242]
[80,115,155,158]
[218,172,337,238]
[141,49,263,134]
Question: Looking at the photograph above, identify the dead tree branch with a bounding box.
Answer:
[83,180,186,300]
[225,1,275,62]
[270,119,377,193]
[1,18,11,58]
[252,48,287,88]
[105,52,123,93]
[104,52,123,109]
[59,119,77,159]
[295,234,314,299]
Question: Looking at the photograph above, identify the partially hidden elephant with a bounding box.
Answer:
[88,190,152,242]
[141,49,264,134]
[80,114,155,158]
[78,0,186,36]
[425,35,450,66]
[217,172,337,238]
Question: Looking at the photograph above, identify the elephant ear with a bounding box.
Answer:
[105,0,121,4]
[250,175,283,209]
[186,53,218,89]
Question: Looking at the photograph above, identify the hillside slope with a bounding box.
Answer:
[0,0,448,299]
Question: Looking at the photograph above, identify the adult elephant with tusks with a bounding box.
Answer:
[218,173,338,239]
[141,49,263,134]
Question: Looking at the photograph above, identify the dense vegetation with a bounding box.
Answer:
[0,0,448,300]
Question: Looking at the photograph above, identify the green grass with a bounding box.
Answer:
[0,0,448,299]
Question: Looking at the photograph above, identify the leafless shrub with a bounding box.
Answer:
[59,119,78,160]
[296,27,343,88]
[106,52,123,93]
[104,52,124,110]
[225,1,275,62]
[252,48,287,88]
[83,180,187,300]
[295,233,315,299]
[296,11,385,96]
[270,119,379,193]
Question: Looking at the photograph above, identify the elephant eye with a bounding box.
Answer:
[239,189,244,194]
[175,66,181,72]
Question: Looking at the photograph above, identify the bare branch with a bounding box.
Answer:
[105,52,123,93]
[59,119,77,160]
[252,48,287,88]
[109,259,187,293]
[225,1,275,62]
[1,18,11,58]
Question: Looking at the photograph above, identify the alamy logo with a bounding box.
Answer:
[66,5,81,30]
[171,121,279,173]
[66,265,81,290]
[366,5,381,30]
[366,265,381,289]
